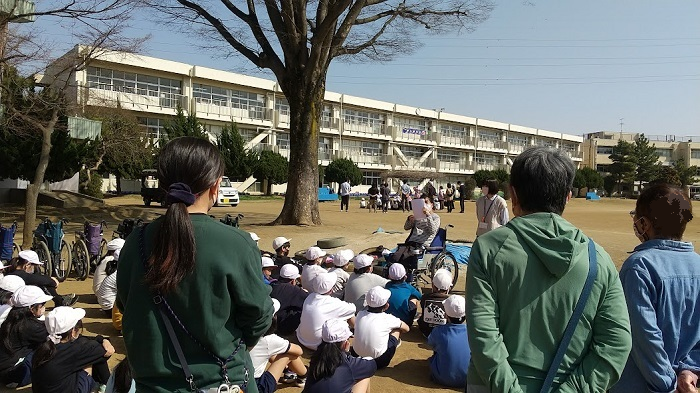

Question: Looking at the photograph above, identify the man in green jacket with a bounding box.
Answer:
[465,147,632,393]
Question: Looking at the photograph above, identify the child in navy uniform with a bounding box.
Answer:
[427,295,470,387]
[417,269,453,337]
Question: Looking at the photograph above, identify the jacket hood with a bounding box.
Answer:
[508,212,588,278]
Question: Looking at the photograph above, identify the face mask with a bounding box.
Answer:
[482,187,489,196]
[633,219,646,242]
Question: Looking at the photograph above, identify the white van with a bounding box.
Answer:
[217,176,240,207]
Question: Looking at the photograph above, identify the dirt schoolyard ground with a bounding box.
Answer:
[2,196,699,393]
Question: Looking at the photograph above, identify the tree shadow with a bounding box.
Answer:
[378,358,443,389]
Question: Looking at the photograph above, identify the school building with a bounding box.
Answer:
[49,45,584,194]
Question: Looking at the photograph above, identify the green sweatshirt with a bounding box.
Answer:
[116,214,273,393]
[466,212,631,393]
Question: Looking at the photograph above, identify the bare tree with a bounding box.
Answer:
[0,0,144,246]
[146,0,493,225]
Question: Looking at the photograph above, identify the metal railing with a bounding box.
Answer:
[194,98,268,120]
[85,85,185,110]
[343,121,390,136]
[477,139,508,150]
[440,134,476,147]
[335,151,392,165]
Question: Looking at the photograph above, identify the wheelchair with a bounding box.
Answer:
[359,224,460,289]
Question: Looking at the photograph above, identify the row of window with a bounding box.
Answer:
[87,67,182,98]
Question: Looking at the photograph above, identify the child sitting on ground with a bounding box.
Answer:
[250,298,307,391]
[262,256,278,285]
[300,247,328,291]
[93,239,124,298]
[417,269,453,338]
[0,275,25,326]
[427,295,470,388]
[353,286,410,369]
[329,249,353,299]
[32,306,115,393]
[385,263,422,325]
[304,319,377,393]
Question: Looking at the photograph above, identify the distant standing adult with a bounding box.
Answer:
[458,181,467,213]
[340,180,351,212]
[611,184,700,393]
[423,179,437,202]
[444,183,454,213]
[367,183,379,213]
[380,183,391,213]
[401,180,411,212]
[475,179,509,237]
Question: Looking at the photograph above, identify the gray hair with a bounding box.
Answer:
[510,147,575,215]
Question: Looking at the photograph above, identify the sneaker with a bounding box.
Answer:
[62,294,79,307]
[280,371,297,384]
[294,376,306,388]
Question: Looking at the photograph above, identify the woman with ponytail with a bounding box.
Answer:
[304,319,376,393]
[0,285,52,388]
[31,307,114,393]
[116,137,274,392]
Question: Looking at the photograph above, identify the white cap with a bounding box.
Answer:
[280,264,300,280]
[305,246,327,261]
[271,298,280,315]
[443,295,466,319]
[18,250,42,265]
[432,269,453,290]
[272,237,291,251]
[353,254,374,269]
[249,232,260,242]
[364,286,391,308]
[322,319,353,343]
[388,263,407,280]
[332,250,354,267]
[10,285,53,307]
[113,249,121,262]
[106,238,125,251]
[312,272,337,294]
[45,307,86,344]
[0,275,25,292]
[261,257,276,269]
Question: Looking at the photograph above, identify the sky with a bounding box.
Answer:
[30,1,700,137]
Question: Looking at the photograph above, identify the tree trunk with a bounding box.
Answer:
[266,179,272,196]
[116,174,122,195]
[273,76,324,225]
[22,125,54,246]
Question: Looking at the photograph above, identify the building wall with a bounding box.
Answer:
[55,46,585,194]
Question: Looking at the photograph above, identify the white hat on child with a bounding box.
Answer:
[45,307,86,344]
[11,285,53,307]
[0,275,25,293]
[432,269,453,290]
[353,254,374,269]
[312,272,337,294]
[305,246,326,261]
[332,250,354,267]
[261,257,276,269]
[18,250,42,265]
[364,286,391,308]
[249,232,260,242]
[443,295,466,319]
[322,319,353,343]
[272,237,291,251]
[388,264,407,280]
[280,264,300,280]
[106,238,125,251]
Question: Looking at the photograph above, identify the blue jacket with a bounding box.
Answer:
[612,239,700,393]
[428,323,470,388]
[386,281,422,324]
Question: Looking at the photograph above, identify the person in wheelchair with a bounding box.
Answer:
[390,196,441,273]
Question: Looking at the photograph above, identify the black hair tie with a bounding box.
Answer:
[166,183,196,206]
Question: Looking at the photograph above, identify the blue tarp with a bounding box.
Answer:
[446,243,471,265]
[586,192,601,200]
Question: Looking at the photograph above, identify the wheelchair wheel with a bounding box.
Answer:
[72,239,90,281]
[99,238,107,259]
[430,251,459,286]
[54,240,72,282]
[34,241,52,277]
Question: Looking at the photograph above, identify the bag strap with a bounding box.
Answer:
[539,239,598,393]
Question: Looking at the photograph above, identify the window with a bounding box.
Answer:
[562,143,577,152]
[276,133,290,150]
[238,128,260,143]
[341,140,383,156]
[437,149,461,163]
[656,149,672,157]
[87,66,182,106]
[507,135,528,146]
[596,164,612,173]
[474,153,498,165]
[395,117,428,137]
[597,146,614,155]
[691,150,700,159]
[342,108,385,133]
[275,98,290,116]
[536,138,557,148]
[401,145,428,159]
[440,123,467,139]
[362,171,382,186]
[321,105,333,127]
[192,83,266,119]
[478,129,502,142]
[138,117,165,140]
